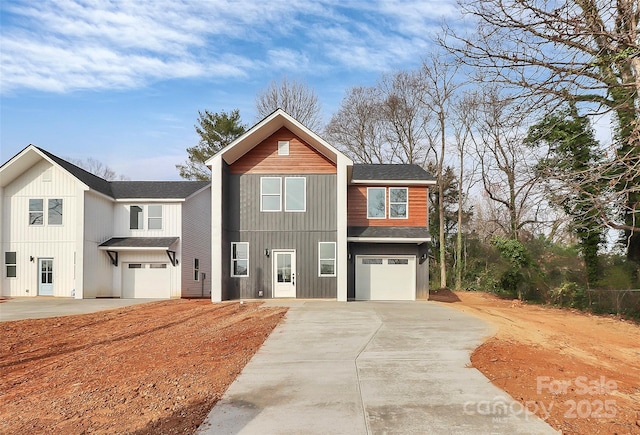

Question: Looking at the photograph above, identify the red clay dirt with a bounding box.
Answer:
[0,299,287,434]
[432,290,640,435]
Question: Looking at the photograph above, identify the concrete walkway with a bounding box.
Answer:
[197,301,558,435]
[0,297,162,322]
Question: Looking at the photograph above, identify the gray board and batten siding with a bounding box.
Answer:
[222,168,338,300]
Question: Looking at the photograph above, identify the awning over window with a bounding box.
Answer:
[98,237,179,266]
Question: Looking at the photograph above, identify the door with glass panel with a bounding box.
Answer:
[272,250,296,298]
[38,258,54,296]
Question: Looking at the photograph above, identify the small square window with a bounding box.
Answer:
[278,140,290,156]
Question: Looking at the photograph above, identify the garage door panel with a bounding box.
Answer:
[123,263,171,299]
[356,256,415,301]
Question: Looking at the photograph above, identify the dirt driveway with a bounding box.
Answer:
[0,299,287,434]
[433,290,640,435]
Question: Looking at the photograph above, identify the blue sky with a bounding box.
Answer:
[1,0,460,180]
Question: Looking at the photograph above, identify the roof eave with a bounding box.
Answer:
[350,179,436,185]
[347,237,432,244]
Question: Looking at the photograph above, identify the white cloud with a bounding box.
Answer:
[0,0,461,94]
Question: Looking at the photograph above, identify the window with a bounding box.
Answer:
[389,188,408,219]
[48,199,63,225]
[367,188,386,219]
[362,258,383,265]
[130,205,143,229]
[5,252,16,278]
[388,258,409,265]
[149,264,167,269]
[319,242,336,277]
[231,242,249,277]
[128,263,143,269]
[285,177,306,212]
[29,199,44,225]
[194,258,200,281]
[148,205,162,229]
[261,177,281,212]
[278,140,290,156]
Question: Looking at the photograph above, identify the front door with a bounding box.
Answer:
[38,258,54,296]
[273,250,296,298]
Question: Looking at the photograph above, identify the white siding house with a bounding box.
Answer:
[0,145,211,299]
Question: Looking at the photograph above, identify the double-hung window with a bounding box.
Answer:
[367,187,386,219]
[148,205,163,229]
[285,177,306,212]
[29,199,44,225]
[5,252,16,278]
[261,177,281,212]
[389,188,408,219]
[231,242,249,277]
[318,242,336,277]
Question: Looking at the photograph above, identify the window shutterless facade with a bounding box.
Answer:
[231,242,249,277]
[389,187,408,219]
[130,205,143,229]
[367,187,386,219]
[261,177,282,212]
[29,199,44,225]
[29,198,63,225]
[5,252,16,278]
[194,258,200,281]
[148,205,162,229]
[48,199,63,225]
[285,177,306,212]
[318,242,336,277]
[278,140,290,156]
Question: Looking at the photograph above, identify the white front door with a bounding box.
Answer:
[38,258,54,296]
[273,250,296,298]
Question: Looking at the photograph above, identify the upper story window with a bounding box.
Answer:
[148,205,163,229]
[231,242,249,277]
[48,199,63,225]
[29,199,44,225]
[367,187,386,219]
[261,177,282,212]
[29,198,63,225]
[278,140,290,156]
[285,177,306,212]
[130,205,162,230]
[389,188,408,219]
[5,252,16,278]
[130,205,143,229]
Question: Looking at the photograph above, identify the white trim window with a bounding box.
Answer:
[5,252,16,278]
[367,187,386,219]
[389,187,408,219]
[318,242,336,277]
[261,177,281,212]
[278,140,290,156]
[29,199,44,225]
[194,258,200,281]
[285,177,306,212]
[48,199,63,225]
[231,242,249,277]
[148,205,163,229]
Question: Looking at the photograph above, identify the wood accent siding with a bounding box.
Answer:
[230,127,336,174]
[347,185,428,227]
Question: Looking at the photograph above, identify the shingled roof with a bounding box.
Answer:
[37,147,209,199]
[352,164,435,181]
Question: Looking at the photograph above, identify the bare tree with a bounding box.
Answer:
[255,77,323,131]
[468,87,542,240]
[70,157,128,181]
[442,0,640,260]
[325,86,389,163]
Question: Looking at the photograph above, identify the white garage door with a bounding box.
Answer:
[355,255,416,301]
[122,263,171,298]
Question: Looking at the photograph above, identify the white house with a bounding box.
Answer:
[0,145,211,299]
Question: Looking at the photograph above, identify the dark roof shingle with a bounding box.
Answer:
[98,237,179,249]
[352,164,435,181]
[348,226,430,239]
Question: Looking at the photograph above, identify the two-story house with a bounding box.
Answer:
[0,145,210,299]
[207,109,435,302]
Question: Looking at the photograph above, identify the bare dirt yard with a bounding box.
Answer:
[432,290,640,435]
[0,300,287,434]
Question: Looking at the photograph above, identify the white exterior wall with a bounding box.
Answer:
[111,201,183,298]
[181,187,211,298]
[83,191,115,297]
[1,160,81,297]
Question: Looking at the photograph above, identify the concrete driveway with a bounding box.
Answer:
[0,298,162,322]
[197,301,557,435]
